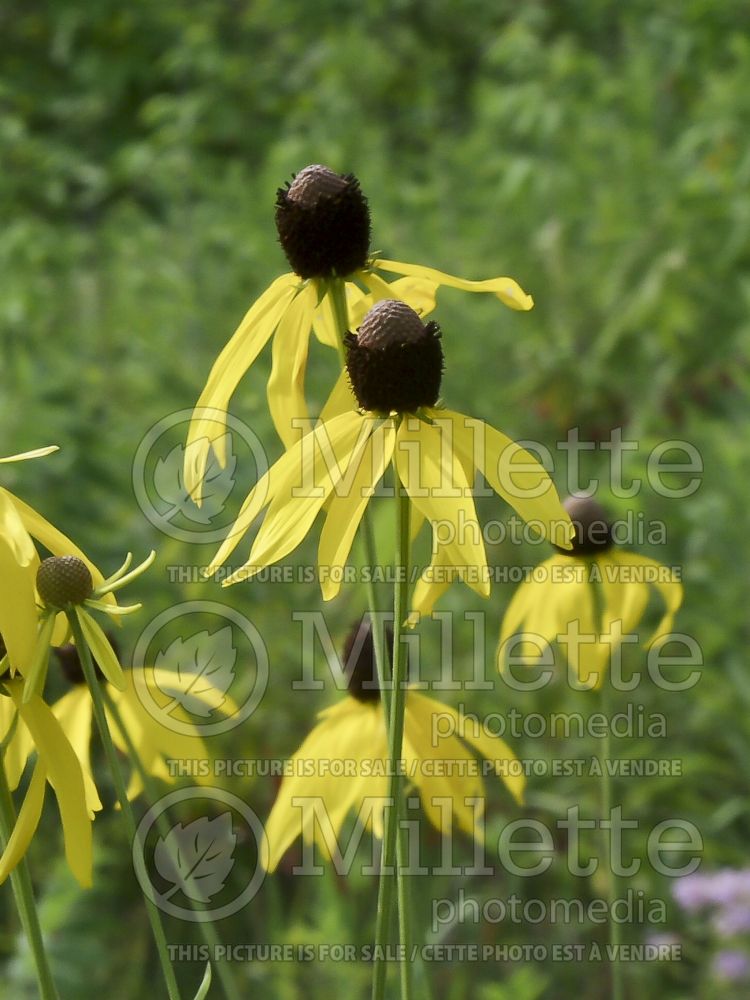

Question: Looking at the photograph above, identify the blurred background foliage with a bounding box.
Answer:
[1,0,749,997]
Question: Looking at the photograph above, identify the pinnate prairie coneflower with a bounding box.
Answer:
[185,164,534,493]
[498,494,683,687]
[206,300,572,604]
[263,617,524,871]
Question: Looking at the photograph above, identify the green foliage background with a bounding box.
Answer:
[1,1,749,997]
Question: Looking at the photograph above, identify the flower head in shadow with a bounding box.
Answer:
[498,495,683,688]
[263,618,524,871]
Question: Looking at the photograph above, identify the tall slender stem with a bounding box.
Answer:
[68,613,182,1000]
[327,278,389,706]
[590,576,622,1000]
[372,461,411,1000]
[327,278,350,368]
[102,689,242,1000]
[0,759,60,1000]
[327,278,413,998]
[600,675,622,1000]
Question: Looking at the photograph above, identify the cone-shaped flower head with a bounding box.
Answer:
[36,556,94,609]
[186,163,534,489]
[558,494,613,556]
[499,493,683,688]
[275,164,371,279]
[262,615,524,871]
[345,299,443,413]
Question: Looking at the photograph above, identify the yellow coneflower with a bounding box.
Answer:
[264,619,524,871]
[185,164,533,492]
[24,551,155,702]
[498,495,684,688]
[0,445,116,673]
[207,300,572,605]
[0,675,92,887]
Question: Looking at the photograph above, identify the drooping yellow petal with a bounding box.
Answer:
[396,416,490,598]
[413,691,526,806]
[0,446,58,464]
[76,610,125,690]
[0,488,36,565]
[110,677,216,785]
[148,666,239,718]
[0,700,34,791]
[408,441,486,620]
[318,422,396,600]
[598,551,650,637]
[267,282,317,449]
[263,700,368,871]
[313,704,389,856]
[610,552,683,646]
[359,273,439,319]
[0,762,46,883]
[372,258,533,311]
[0,502,40,672]
[434,410,573,549]
[498,570,540,648]
[208,411,363,574]
[52,688,101,816]
[184,275,300,502]
[409,544,463,623]
[225,412,372,583]
[10,685,92,887]
[403,695,485,839]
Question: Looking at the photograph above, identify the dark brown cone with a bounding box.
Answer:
[345,300,443,413]
[556,495,613,556]
[275,165,371,278]
[342,617,393,703]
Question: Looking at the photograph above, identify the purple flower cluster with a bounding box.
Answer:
[673,868,750,914]
[673,869,750,982]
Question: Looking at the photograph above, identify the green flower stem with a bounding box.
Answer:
[372,460,412,1000]
[0,757,60,1000]
[327,277,350,368]
[68,612,182,1000]
[328,278,411,996]
[395,825,413,1000]
[328,277,389,709]
[361,513,391,722]
[600,675,622,1000]
[590,578,622,1000]
[101,689,242,1000]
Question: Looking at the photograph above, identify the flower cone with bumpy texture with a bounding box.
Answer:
[345,299,443,413]
[36,556,93,609]
[209,300,573,608]
[275,165,371,279]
